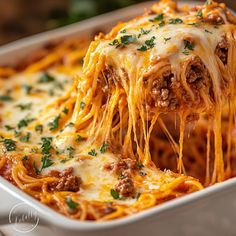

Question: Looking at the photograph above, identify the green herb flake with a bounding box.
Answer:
[196,10,203,17]
[88,149,97,157]
[66,198,79,211]
[66,122,74,127]
[164,37,171,43]
[140,28,151,35]
[182,49,190,55]
[159,21,165,27]
[14,130,22,137]
[137,45,148,52]
[35,124,43,134]
[120,29,126,33]
[169,18,183,24]
[20,132,31,142]
[22,84,33,95]
[80,101,86,110]
[41,155,54,171]
[67,146,75,158]
[205,29,213,34]
[109,39,119,46]
[110,189,120,200]
[15,103,32,111]
[0,95,12,101]
[188,22,200,27]
[3,139,16,151]
[62,107,69,114]
[100,143,108,153]
[54,81,64,91]
[149,13,164,22]
[139,171,147,176]
[22,156,29,161]
[41,137,53,155]
[120,35,137,45]
[48,115,60,131]
[184,40,195,51]
[137,161,144,170]
[17,118,35,129]
[38,72,55,83]
[76,134,84,142]
[4,125,15,131]
[145,36,156,48]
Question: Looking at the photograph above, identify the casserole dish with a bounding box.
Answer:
[0,1,236,235]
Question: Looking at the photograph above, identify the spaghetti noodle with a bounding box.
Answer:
[0,0,235,221]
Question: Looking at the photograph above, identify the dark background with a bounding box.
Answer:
[0,0,235,46]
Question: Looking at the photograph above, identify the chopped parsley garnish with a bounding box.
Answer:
[188,22,200,27]
[3,139,16,151]
[119,173,126,180]
[149,13,164,22]
[109,35,137,49]
[38,138,54,173]
[164,37,171,43]
[169,18,183,24]
[62,107,69,114]
[110,189,121,200]
[205,29,213,34]
[66,122,74,127]
[4,125,15,131]
[22,84,33,95]
[67,146,75,158]
[22,156,28,161]
[76,134,84,142]
[38,72,55,83]
[66,198,79,211]
[120,29,126,33]
[20,132,31,142]
[140,28,151,35]
[196,10,203,17]
[0,95,12,101]
[145,36,156,48]
[139,171,147,176]
[137,36,156,52]
[100,143,108,153]
[40,155,54,171]
[80,101,86,110]
[35,124,43,134]
[137,45,148,52]
[121,35,137,45]
[88,149,97,156]
[137,161,144,170]
[182,49,190,55]
[17,118,35,129]
[184,40,195,51]
[14,130,22,137]
[15,103,32,110]
[159,21,165,27]
[54,81,64,91]
[48,115,60,131]
[41,137,53,155]
[109,39,119,47]
[48,89,55,96]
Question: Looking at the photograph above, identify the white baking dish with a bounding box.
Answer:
[0,1,236,236]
